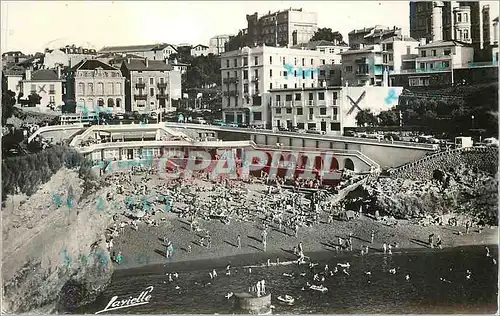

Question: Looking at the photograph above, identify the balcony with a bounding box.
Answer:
[136,82,146,89]
[293,100,303,107]
[134,94,147,101]
[156,94,169,99]
[157,82,167,89]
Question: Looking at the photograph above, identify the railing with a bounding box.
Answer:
[157,82,167,89]
[293,101,303,107]
[317,100,326,106]
[136,82,146,89]
[134,94,147,100]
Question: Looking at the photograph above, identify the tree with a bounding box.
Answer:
[355,109,377,127]
[310,28,345,44]
[28,93,41,107]
[2,90,16,125]
[378,108,400,126]
[225,30,248,52]
[185,54,221,90]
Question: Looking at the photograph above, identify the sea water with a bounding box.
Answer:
[78,245,498,314]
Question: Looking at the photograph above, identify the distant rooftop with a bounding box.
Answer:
[99,43,177,54]
[380,35,418,43]
[417,40,473,48]
[23,69,62,81]
[292,40,348,50]
[72,59,119,71]
[122,59,174,71]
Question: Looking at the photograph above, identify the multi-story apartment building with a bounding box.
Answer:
[99,44,178,62]
[246,8,317,47]
[410,1,491,52]
[415,40,474,71]
[348,26,403,50]
[44,45,98,68]
[121,59,182,113]
[19,68,65,110]
[269,87,341,133]
[341,35,419,87]
[291,40,349,64]
[220,45,342,126]
[209,34,232,55]
[190,44,210,57]
[68,59,125,113]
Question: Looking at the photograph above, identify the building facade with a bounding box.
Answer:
[121,59,182,113]
[410,1,491,52]
[220,45,342,127]
[44,46,97,68]
[70,59,125,113]
[2,51,30,70]
[190,44,210,57]
[492,17,499,62]
[246,8,318,47]
[3,66,25,98]
[209,34,232,55]
[19,68,65,110]
[99,44,178,61]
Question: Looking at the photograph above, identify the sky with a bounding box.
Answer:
[1,1,499,54]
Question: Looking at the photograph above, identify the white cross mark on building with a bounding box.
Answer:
[346,91,366,115]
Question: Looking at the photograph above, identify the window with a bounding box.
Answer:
[319,92,325,100]
[294,83,298,88]
[283,71,288,77]
[457,13,461,22]
[389,54,393,61]
[345,66,353,72]
[97,82,104,95]
[431,50,436,56]
[311,71,314,79]
[319,70,325,76]
[276,95,281,102]
[421,50,427,57]
[88,83,94,94]
[329,70,335,76]
[49,95,55,103]
[383,54,388,63]
[49,84,55,94]
[286,108,292,114]
[108,82,114,95]
[463,29,469,39]
[283,84,288,89]
[226,59,230,68]
[294,58,297,65]
[149,78,154,85]
[243,70,248,79]
[270,83,273,89]
[420,62,425,69]
[386,43,393,50]
[333,92,338,99]
[310,58,314,65]
[429,63,434,69]
[285,94,292,101]
[309,108,314,115]
[302,71,305,79]
[309,93,313,100]
[330,122,341,131]
[150,88,154,96]
[297,123,304,129]
[463,13,468,23]
[276,108,282,114]
[295,93,301,101]
[320,107,327,115]
[138,77,144,83]
[321,59,326,65]
[243,57,248,66]
[269,56,273,64]
[78,83,84,95]
[243,83,248,93]
[444,49,451,56]
[233,59,237,67]
[254,56,258,65]
[406,45,411,54]
[296,107,303,115]
[282,57,286,65]
[302,58,305,66]
[116,83,121,94]
[270,69,273,77]
[294,70,297,77]
[254,69,258,79]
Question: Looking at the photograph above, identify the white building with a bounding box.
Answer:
[220,45,343,126]
[209,34,232,55]
[71,59,126,113]
[121,59,182,114]
[415,39,474,71]
[99,44,178,61]
[44,46,97,68]
[291,40,349,64]
[19,68,65,110]
[3,66,25,98]
[268,85,403,134]
[191,44,210,57]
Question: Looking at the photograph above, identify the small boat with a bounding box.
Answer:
[337,262,350,268]
[277,295,295,305]
[310,285,328,293]
[225,292,234,299]
[283,273,294,277]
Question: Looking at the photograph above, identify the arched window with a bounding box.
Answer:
[78,83,85,95]
[107,98,114,107]
[88,98,94,111]
[97,82,104,95]
[116,82,122,95]
[107,82,113,95]
[344,158,355,171]
[88,83,94,95]
[98,98,104,107]
[116,98,122,108]
[78,98,85,112]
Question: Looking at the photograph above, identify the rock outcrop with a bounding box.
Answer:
[2,168,115,313]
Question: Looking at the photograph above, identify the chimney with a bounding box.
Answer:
[26,69,31,80]
[57,66,61,79]
[145,58,148,68]
[419,38,427,46]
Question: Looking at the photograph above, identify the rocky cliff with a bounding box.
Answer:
[2,168,116,313]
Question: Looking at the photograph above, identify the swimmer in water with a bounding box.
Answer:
[365,271,371,275]
[333,266,338,273]
[405,274,410,280]
[248,267,252,274]
[389,268,396,274]
[485,246,491,257]
[267,259,271,266]
[466,270,472,280]
[213,269,217,278]
[324,264,329,272]
[169,274,173,282]
[342,269,350,276]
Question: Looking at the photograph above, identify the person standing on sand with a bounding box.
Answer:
[428,234,434,248]
[466,221,471,234]
[436,235,443,249]
[261,280,266,294]
[371,231,375,244]
[295,224,299,237]
[256,281,261,297]
[388,244,393,255]
[383,243,387,253]
[237,235,241,249]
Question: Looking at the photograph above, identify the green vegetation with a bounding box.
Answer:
[310,28,345,44]
[2,145,99,201]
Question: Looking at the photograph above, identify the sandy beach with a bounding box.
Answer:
[111,201,498,271]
